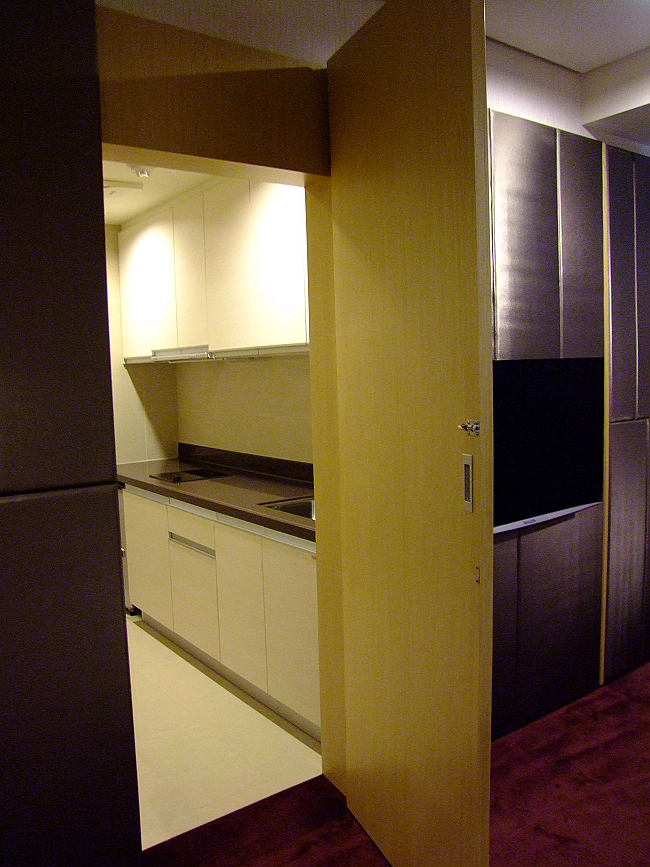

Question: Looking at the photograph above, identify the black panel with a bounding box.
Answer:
[0,5,116,494]
[0,487,141,866]
[605,420,648,680]
[491,112,561,360]
[635,154,650,418]
[608,147,638,421]
[493,358,604,529]
[492,532,519,739]
[558,131,604,358]
[517,506,602,725]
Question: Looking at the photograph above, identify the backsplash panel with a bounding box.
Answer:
[176,354,312,463]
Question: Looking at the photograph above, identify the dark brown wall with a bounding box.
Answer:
[0,4,141,863]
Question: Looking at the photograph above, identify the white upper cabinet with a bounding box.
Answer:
[204,178,252,354]
[173,194,208,349]
[247,182,309,350]
[119,177,308,362]
[119,206,176,359]
[206,179,308,355]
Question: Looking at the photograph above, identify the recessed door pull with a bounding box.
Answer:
[459,420,480,436]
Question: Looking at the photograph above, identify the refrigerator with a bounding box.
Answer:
[0,4,141,864]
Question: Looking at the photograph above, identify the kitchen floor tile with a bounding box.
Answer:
[126,618,322,850]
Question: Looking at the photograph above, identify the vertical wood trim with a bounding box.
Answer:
[305,176,347,788]
[326,0,492,863]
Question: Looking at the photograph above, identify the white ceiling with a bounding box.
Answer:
[485,0,650,74]
[97,0,650,73]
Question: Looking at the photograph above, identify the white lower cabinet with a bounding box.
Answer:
[168,507,220,661]
[122,489,173,630]
[262,538,320,725]
[122,486,318,729]
[214,522,268,692]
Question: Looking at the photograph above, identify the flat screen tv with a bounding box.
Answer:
[493,358,604,532]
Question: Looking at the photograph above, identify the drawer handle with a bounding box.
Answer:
[169,532,216,558]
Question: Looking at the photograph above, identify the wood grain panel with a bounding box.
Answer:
[325,0,493,863]
[491,112,560,360]
[558,131,604,358]
[517,507,602,725]
[97,8,330,176]
[635,153,650,418]
[605,420,648,679]
[492,532,519,739]
[608,147,637,421]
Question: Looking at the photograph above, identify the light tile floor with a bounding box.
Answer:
[126,618,322,850]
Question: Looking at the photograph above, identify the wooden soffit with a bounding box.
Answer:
[96,7,331,176]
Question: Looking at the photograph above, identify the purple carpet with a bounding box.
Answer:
[141,775,392,866]
[490,661,650,866]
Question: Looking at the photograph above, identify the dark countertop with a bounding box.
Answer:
[117,458,315,543]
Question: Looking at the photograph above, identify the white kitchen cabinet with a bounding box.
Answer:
[247,182,309,349]
[122,488,173,629]
[262,538,320,725]
[119,177,308,361]
[204,177,253,354]
[119,207,176,360]
[205,179,308,354]
[172,194,208,349]
[167,506,219,660]
[214,522,268,691]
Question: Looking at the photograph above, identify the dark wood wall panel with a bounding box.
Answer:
[491,112,560,360]
[605,420,648,680]
[608,147,638,421]
[558,132,604,358]
[517,507,602,725]
[635,154,650,418]
[492,531,519,739]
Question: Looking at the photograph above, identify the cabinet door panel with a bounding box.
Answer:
[262,539,320,725]
[518,507,602,724]
[635,154,650,418]
[173,194,208,348]
[169,539,219,660]
[558,131,604,358]
[205,178,253,353]
[214,523,267,690]
[247,182,308,349]
[491,112,560,360]
[492,531,519,739]
[606,420,648,679]
[122,490,173,629]
[119,223,152,359]
[146,208,177,351]
[608,147,637,421]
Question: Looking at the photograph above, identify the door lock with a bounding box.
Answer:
[459,420,480,436]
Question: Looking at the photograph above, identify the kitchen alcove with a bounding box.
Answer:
[104,153,322,847]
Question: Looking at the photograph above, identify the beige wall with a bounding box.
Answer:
[105,226,178,463]
[176,354,312,463]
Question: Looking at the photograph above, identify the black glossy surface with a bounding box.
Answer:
[149,468,230,483]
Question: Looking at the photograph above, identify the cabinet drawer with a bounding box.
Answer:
[167,506,215,550]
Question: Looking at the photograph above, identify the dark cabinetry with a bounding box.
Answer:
[492,506,603,739]
[605,147,650,679]
[490,112,603,361]
[490,113,605,738]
